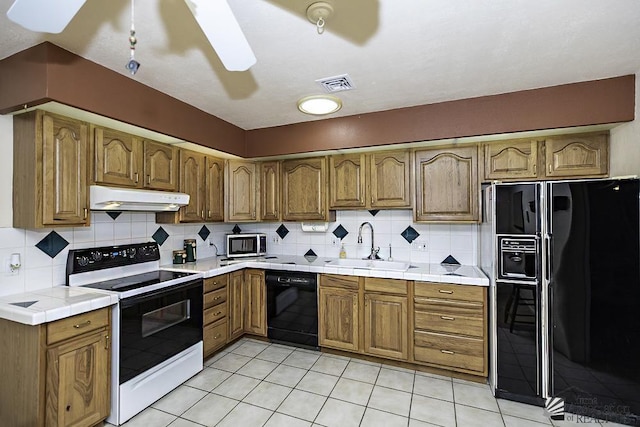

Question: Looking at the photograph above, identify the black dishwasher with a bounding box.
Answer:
[265,270,318,349]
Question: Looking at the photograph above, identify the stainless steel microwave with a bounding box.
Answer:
[226,233,267,258]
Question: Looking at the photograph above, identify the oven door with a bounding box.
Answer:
[119,279,203,384]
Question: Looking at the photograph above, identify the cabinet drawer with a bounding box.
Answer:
[414,282,484,302]
[364,278,407,295]
[414,311,484,338]
[204,321,228,355]
[205,275,229,293]
[321,274,360,291]
[204,287,227,309]
[47,307,110,345]
[414,331,485,373]
[414,298,483,317]
[204,303,227,325]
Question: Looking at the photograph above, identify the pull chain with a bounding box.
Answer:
[126,0,140,74]
[316,17,325,34]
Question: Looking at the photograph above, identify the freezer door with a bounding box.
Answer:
[495,183,541,235]
[548,179,640,425]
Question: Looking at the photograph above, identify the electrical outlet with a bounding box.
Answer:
[412,240,428,251]
[331,238,338,247]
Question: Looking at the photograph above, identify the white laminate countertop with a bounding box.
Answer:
[0,287,119,326]
[162,255,490,286]
[0,255,487,326]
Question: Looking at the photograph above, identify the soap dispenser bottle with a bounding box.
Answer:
[339,244,347,259]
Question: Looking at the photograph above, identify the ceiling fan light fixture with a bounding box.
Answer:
[306,1,333,34]
[297,95,342,115]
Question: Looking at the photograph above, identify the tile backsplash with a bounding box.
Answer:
[0,209,477,296]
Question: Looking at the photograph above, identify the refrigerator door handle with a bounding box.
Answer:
[544,234,552,282]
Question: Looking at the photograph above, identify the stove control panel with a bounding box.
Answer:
[67,242,160,275]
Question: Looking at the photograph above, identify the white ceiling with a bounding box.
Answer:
[1,0,640,131]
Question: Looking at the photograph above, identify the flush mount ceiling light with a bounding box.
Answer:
[297,95,342,115]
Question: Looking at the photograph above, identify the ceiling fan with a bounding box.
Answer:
[5,0,257,72]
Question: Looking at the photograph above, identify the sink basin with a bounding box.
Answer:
[326,258,410,272]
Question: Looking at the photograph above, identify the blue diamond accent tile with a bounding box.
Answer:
[198,225,211,241]
[106,211,122,220]
[276,224,289,239]
[401,226,420,244]
[304,249,317,257]
[10,301,38,308]
[368,209,380,216]
[152,227,170,246]
[332,224,348,240]
[441,255,461,265]
[35,231,69,258]
[232,224,242,234]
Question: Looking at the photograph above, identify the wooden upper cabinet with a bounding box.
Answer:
[329,154,366,208]
[260,161,281,221]
[543,132,609,178]
[282,157,329,221]
[415,146,478,222]
[226,160,258,222]
[178,150,206,222]
[329,150,411,209]
[205,156,225,222]
[92,126,143,187]
[143,140,178,191]
[370,150,412,208]
[13,111,90,228]
[483,139,537,181]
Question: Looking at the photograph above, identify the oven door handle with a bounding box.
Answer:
[120,279,203,308]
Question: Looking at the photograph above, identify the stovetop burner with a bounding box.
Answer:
[82,270,197,293]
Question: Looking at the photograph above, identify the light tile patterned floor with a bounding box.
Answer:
[107,338,625,427]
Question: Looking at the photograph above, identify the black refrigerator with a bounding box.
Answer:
[490,178,640,425]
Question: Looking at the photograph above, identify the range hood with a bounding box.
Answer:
[90,185,190,212]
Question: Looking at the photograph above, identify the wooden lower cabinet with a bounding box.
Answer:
[228,271,245,341]
[318,275,360,351]
[203,274,229,358]
[412,282,487,376]
[364,293,408,360]
[244,269,267,336]
[0,307,111,427]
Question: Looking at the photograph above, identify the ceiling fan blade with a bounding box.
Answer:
[6,0,86,33]
[184,0,256,72]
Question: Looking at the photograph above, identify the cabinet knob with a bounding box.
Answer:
[214,296,221,301]
[214,311,222,316]
[214,334,221,340]
[66,404,71,412]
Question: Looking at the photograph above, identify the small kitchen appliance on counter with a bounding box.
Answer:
[66,242,203,425]
[226,233,267,258]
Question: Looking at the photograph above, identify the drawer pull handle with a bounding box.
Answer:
[438,290,454,294]
[214,311,223,316]
[213,296,222,301]
[73,320,91,329]
[441,349,455,355]
[440,316,455,321]
[214,334,221,339]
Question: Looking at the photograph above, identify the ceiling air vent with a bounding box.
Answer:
[316,74,355,93]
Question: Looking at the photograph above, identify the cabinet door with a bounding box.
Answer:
[260,161,281,221]
[92,126,143,187]
[226,160,258,222]
[483,140,537,180]
[178,150,206,223]
[415,146,478,222]
[143,140,178,191]
[228,271,244,341]
[244,269,266,336]
[318,287,359,351]
[543,132,609,178]
[364,293,408,360]
[329,154,366,208]
[282,157,328,221]
[370,151,412,208]
[205,156,225,222]
[42,114,90,226]
[46,329,110,427]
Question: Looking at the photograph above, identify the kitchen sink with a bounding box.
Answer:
[326,258,410,271]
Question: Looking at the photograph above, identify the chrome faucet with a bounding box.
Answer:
[357,222,381,260]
